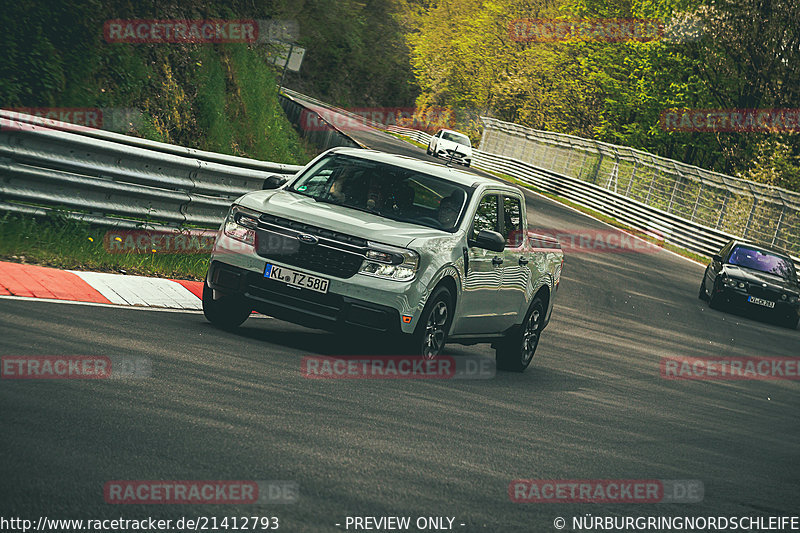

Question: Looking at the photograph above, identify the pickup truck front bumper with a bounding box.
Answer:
[208,261,408,334]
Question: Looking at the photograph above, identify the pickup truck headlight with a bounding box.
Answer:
[359,243,419,281]
[223,205,259,246]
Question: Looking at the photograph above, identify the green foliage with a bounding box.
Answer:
[403,0,800,193]
[0,0,316,164]
[738,137,800,192]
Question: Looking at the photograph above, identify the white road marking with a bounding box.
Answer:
[68,271,202,309]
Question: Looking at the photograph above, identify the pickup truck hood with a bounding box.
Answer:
[237,189,448,248]
[722,264,799,293]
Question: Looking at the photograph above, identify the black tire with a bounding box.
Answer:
[426,145,432,155]
[496,297,545,372]
[403,286,453,358]
[698,278,708,301]
[202,279,251,330]
[707,280,723,310]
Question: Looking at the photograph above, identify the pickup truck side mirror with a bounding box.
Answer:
[712,254,722,263]
[263,175,288,190]
[471,229,506,253]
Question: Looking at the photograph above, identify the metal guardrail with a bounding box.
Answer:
[0,111,303,229]
[379,116,799,264]
[480,117,800,257]
[277,90,363,151]
[471,150,734,255]
[2,92,797,269]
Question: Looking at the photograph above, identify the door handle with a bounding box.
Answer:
[492,256,504,265]
[518,256,529,265]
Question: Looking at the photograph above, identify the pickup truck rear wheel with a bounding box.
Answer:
[202,281,251,330]
[406,286,453,358]
[496,297,544,372]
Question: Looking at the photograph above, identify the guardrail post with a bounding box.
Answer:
[564,140,573,176]
[742,188,758,239]
[644,165,657,205]
[667,164,682,213]
[624,159,636,197]
[771,205,786,245]
[590,142,603,184]
[690,181,704,221]
[715,190,729,229]
[609,156,620,193]
[578,150,588,179]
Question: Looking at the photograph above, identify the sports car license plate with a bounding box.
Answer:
[748,296,775,308]
[264,264,329,294]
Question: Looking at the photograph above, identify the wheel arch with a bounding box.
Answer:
[531,283,552,326]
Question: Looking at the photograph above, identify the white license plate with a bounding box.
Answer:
[264,264,329,294]
[748,296,775,308]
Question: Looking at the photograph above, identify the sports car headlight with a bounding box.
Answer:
[359,243,419,281]
[722,277,746,289]
[223,205,259,246]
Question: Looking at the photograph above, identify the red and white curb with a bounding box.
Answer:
[0,261,203,310]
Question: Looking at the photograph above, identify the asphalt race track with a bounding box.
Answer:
[1,107,798,532]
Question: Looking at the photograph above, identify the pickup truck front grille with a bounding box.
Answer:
[255,214,367,278]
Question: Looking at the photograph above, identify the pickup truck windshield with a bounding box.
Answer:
[727,245,795,280]
[289,154,472,232]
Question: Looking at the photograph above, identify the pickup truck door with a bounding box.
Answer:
[452,193,505,335]
[498,194,531,330]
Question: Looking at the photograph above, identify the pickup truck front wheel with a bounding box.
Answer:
[405,286,453,358]
[496,297,544,372]
[202,281,251,330]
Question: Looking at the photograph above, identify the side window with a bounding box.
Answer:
[472,195,499,237]
[298,171,333,196]
[503,196,523,247]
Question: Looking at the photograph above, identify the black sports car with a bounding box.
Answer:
[699,240,800,329]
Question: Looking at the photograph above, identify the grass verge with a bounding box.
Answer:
[0,213,210,280]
